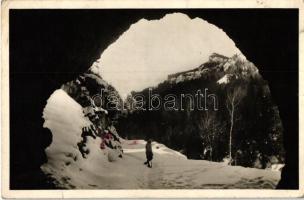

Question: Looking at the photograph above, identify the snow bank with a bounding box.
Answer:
[42,89,89,167]
[41,89,115,188]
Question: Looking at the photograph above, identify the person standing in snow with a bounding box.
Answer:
[144,139,153,168]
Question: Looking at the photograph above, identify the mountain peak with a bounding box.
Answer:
[209,53,229,63]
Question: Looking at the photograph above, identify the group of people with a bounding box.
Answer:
[77,123,123,159]
[76,84,123,159]
[99,129,123,157]
[76,81,153,167]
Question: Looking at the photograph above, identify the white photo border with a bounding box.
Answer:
[1,0,304,198]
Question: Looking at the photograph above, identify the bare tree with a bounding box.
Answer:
[226,86,246,164]
[198,111,216,161]
[124,94,136,113]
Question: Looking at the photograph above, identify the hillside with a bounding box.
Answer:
[117,53,285,169]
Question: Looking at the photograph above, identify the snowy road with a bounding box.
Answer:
[120,140,280,189]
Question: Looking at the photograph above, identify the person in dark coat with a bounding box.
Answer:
[144,139,153,168]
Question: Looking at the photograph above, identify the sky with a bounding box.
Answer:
[91,12,242,98]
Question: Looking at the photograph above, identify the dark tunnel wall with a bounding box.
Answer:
[9,9,298,189]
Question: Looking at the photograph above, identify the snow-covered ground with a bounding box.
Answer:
[41,89,281,189]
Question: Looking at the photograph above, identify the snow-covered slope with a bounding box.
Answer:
[217,74,231,85]
[41,89,281,189]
